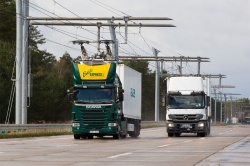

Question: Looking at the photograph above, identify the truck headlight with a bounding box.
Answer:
[72,123,80,127]
[198,122,204,128]
[108,123,117,127]
[168,115,174,119]
[168,123,174,128]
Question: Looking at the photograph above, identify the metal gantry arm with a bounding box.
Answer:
[29,16,175,54]
[27,16,173,21]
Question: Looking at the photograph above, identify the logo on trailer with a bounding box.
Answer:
[130,88,135,98]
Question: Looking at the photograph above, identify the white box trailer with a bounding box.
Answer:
[116,64,142,120]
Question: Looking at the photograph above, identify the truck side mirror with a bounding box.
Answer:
[207,96,210,107]
[66,89,73,102]
[118,89,124,101]
[162,97,166,107]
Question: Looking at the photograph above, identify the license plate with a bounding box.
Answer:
[181,124,191,128]
[90,131,99,133]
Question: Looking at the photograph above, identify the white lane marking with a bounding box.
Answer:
[108,152,132,159]
[0,152,4,154]
[158,144,170,148]
[158,140,192,148]
[219,133,223,135]
[184,140,192,143]
[200,137,205,140]
[56,144,76,147]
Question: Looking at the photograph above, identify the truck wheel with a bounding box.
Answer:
[168,133,174,137]
[207,121,211,135]
[175,133,181,137]
[88,135,94,139]
[113,134,120,139]
[74,134,81,139]
[129,121,140,138]
[120,134,127,139]
[197,131,207,137]
[81,134,87,139]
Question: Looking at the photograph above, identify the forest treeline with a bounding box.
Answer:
[0,0,166,123]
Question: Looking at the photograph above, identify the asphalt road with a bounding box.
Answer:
[1,125,250,166]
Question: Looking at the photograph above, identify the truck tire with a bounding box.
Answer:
[197,132,206,137]
[129,121,140,138]
[174,133,181,137]
[113,126,121,139]
[74,134,81,139]
[207,120,211,135]
[197,128,207,137]
[168,133,174,137]
[113,134,120,139]
[120,134,127,139]
[81,134,87,139]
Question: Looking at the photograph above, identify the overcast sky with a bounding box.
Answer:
[29,0,250,99]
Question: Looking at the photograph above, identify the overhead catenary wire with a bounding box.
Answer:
[88,0,189,73]
[27,0,113,55]
[28,0,175,58]
[27,1,153,59]
[29,0,202,74]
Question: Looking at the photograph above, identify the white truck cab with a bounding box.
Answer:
[164,76,211,137]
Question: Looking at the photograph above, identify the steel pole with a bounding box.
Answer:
[22,0,29,124]
[97,22,101,52]
[15,0,23,124]
[153,48,160,121]
[220,94,223,123]
[108,20,118,60]
[27,16,173,20]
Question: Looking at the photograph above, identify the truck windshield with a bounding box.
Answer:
[168,95,205,109]
[74,88,114,104]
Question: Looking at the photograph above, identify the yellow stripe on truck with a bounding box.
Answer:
[77,63,111,80]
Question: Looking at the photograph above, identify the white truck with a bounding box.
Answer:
[164,76,211,137]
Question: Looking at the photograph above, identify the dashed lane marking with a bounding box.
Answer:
[108,152,132,159]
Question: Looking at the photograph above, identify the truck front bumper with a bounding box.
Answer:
[72,126,119,136]
[166,121,207,134]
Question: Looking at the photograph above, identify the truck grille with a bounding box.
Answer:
[80,110,108,129]
[169,114,203,122]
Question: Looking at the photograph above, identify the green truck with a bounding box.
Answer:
[67,61,142,139]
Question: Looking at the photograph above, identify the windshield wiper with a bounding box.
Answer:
[169,106,183,109]
[76,100,89,104]
[101,102,111,104]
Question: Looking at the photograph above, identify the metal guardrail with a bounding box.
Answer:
[0,121,166,135]
[0,124,71,134]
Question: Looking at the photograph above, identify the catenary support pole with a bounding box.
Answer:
[22,0,29,124]
[198,57,201,75]
[97,22,102,52]
[15,0,23,124]
[220,94,223,123]
[214,88,217,124]
[219,77,222,123]
[108,20,118,60]
[153,48,160,121]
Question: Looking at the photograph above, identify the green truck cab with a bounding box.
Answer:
[68,61,141,139]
